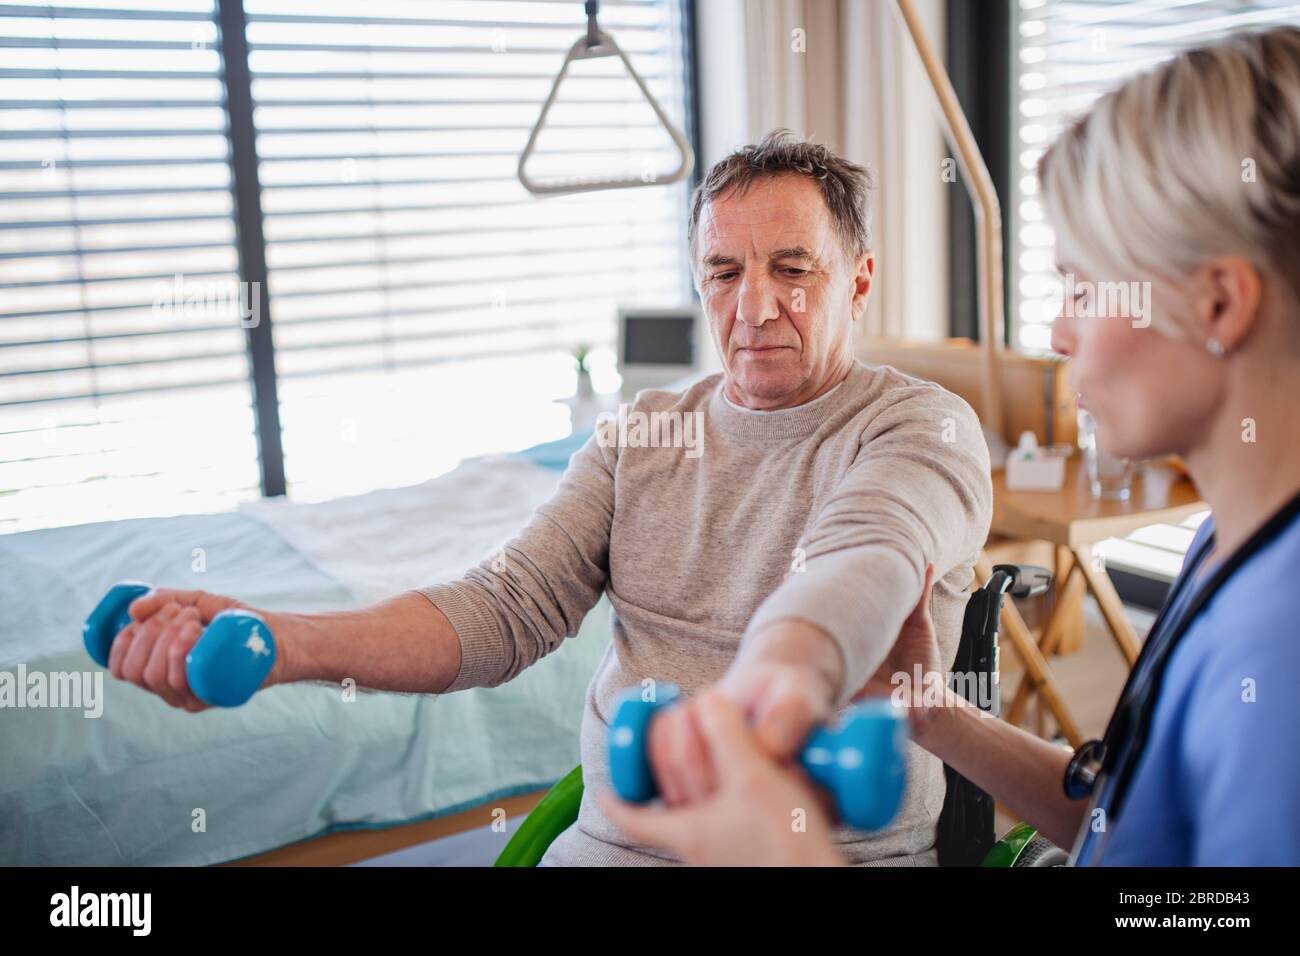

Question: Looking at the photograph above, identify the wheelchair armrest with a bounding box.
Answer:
[991,563,1052,599]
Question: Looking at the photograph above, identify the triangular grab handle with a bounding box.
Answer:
[517,28,695,197]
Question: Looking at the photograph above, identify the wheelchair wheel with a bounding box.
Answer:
[1013,834,1069,867]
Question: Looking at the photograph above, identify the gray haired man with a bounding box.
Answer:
[115,129,993,866]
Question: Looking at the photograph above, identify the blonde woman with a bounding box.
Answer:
[604,25,1300,866]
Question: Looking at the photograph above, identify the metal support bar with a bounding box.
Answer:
[892,0,1006,440]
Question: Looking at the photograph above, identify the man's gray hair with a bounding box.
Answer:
[687,128,875,270]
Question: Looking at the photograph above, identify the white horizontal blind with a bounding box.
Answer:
[245,0,695,500]
[0,0,261,533]
[1011,0,1300,352]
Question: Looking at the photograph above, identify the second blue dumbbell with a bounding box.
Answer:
[83,582,275,708]
[608,683,909,831]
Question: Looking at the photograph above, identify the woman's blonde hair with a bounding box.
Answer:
[1038,25,1300,333]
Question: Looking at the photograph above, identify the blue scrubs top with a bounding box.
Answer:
[1074,509,1300,866]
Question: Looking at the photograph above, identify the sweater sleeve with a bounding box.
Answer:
[416,432,616,692]
[745,384,993,707]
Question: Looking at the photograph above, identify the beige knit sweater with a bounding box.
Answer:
[419,360,993,865]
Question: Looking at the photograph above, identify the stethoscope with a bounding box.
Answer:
[1063,485,1300,864]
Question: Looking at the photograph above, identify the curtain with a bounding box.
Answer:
[736,0,951,342]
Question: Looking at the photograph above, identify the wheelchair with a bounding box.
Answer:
[494,564,1070,867]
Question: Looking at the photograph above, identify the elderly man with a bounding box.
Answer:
[116,130,992,866]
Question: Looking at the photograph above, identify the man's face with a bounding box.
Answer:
[694,173,873,409]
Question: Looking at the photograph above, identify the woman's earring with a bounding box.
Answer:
[1206,338,1226,358]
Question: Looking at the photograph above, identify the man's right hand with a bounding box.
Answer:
[103,588,463,708]
[109,589,255,712]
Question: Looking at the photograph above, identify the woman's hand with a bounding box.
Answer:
[852,565,941,730]
[600,689,845,866]
[645,619,841,807]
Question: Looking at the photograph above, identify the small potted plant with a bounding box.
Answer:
[574,344,594,399]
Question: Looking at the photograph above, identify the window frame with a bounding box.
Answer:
[215,0,703,498]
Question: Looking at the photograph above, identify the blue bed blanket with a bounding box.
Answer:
[0,450,610,865]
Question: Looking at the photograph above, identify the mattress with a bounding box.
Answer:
[0,443,610,865]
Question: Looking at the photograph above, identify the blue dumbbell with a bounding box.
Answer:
[83,582,275,708]
[608,683,908,831]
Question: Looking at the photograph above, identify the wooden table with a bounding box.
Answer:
[977,458,1205,747]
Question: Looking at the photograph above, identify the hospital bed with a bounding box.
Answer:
[0,431,610,866]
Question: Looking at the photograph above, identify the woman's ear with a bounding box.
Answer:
[1198,255,1263,355]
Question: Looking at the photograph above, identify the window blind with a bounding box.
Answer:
[0,0,261,532]
[244,0,696,500]
[1010,0,1300,352]
[1,0,697,528]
